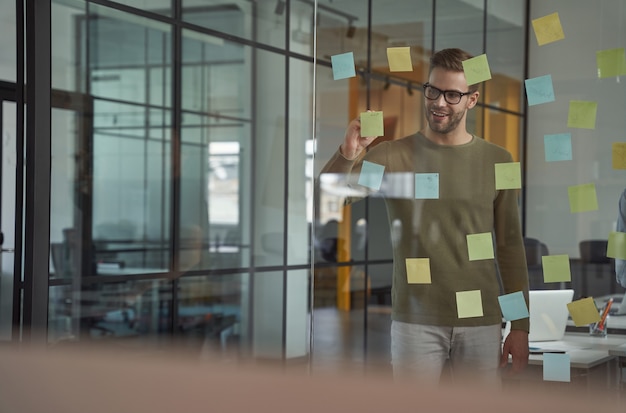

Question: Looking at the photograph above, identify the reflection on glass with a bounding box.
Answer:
[48,280,171,343]
[108,0,171,16]
[182,1,285,49]
[0,1,16,82]
[181,29,250,271]
[86,6,172,275]
[177,274,243,357]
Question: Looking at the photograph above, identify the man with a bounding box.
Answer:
[321,48,529,386]
[616,187,626,287]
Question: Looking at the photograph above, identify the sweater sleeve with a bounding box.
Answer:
[616,189,626,287]
[319,145,388,205]
[493,163,530,332]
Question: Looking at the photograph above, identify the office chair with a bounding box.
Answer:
[523,237,550,290]
[578,239,615,297]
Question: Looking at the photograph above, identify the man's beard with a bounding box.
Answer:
[425,105,465,135]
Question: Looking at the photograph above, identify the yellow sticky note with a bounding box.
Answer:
[360,111,384,137]
[541,254,571,283]
[467,232,494,261]
[387,47,413,72]
[406,258,431,284]
[462,54,491,86]
[495,162,521,190]
[567,297,600,327]
[567,183,598,213]
[567,100,597,129]
[607,231,626,260]
[596,48,626,78]
[532,12,565,46]
[456,290,483,318]
[612,142,626,169]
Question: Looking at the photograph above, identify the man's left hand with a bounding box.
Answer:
[499,329,529,375]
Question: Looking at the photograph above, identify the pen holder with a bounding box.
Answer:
[589,319,608,337]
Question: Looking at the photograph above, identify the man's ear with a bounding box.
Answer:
[467,91,479,109]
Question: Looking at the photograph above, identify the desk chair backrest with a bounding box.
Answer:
[579,240,610,264]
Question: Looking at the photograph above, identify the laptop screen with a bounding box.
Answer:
[528,289,574,342]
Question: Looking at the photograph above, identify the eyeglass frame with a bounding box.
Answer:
[422,83,476,105]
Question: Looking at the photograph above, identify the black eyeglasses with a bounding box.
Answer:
[422,83,474,105]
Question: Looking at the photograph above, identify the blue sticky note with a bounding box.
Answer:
[544,133,572,162]
[415,173,439,199]
[543,353,571,382]
[497,291,529,321]
[525,74,555,106]
[331,52,356,80]
[358,160,385,190]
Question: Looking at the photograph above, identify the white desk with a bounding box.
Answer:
[608,343,626,393]
[506,333,626,392]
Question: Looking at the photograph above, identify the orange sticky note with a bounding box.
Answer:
[613,142,626,169]
[405,258,431,284]
[567,297,601,327]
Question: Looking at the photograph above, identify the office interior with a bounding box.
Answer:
[1,0,626,390]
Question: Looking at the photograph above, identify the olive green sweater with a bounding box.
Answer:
[321,132,530,332]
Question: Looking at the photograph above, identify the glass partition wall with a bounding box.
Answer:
[17,0,626,375]
[46,0,313,358]
[314,0,527,372]
[4,0,529,368]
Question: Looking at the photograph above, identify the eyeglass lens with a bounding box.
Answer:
[424,85,462,104]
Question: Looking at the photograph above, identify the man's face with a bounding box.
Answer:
[423,68,478,135]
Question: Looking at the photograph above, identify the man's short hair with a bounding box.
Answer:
[429,48,479,92]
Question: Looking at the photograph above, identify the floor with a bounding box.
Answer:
[310,306,393,377]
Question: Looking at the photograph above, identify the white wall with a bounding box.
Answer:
[526,0,626,257]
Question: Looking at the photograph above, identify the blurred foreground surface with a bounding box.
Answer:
[0,343,623,413]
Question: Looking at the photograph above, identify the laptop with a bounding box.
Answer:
[527,289,574,342]
[502,289,574,342]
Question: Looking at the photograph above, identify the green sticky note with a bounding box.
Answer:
[567,100,597,129]
[462,54,491,86]
[613,142,626,170]
[532,12,565,46]
[405,258,431,284]
[358,160,385,190]
[567,297,600,327]
[456,290,484,318]
[360,111,384,137]
[596,48,626,78]
[607,231,626,260]
[495,162,521,190]
[542,254,571,283]
[567,183,598,213]
[387,47,413,72]
[467,232,494,261]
